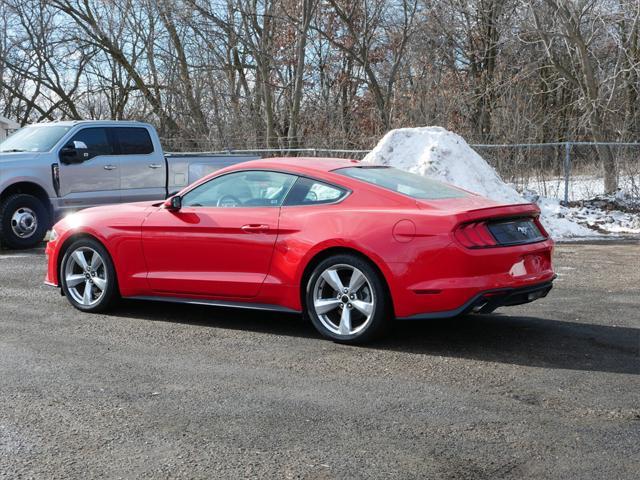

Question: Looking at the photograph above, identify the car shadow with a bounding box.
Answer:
[383,315,639,376]
[113,299,315,337]
[112,300,639,376]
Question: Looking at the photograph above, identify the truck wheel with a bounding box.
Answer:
[0,194,50,249]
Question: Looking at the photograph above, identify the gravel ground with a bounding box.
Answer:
[0,242,638,479]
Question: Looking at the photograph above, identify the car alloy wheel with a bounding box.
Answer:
[306,254,390,343]
[313,264,376,336]
[60,238,118,313]
[63,246,108,307]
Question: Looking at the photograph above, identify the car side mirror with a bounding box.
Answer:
[164,195,182,211]
[59,141,89,164]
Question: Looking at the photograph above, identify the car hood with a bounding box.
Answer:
[0,151,42,167]
[54,201,161,234]
[80,201,160,217]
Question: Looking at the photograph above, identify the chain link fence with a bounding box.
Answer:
[163,140,640,203]
[473,143,640,203]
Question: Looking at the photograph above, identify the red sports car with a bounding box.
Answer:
[45,158,555,343]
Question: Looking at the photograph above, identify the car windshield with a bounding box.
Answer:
[0,125,71,153]
[336,166,468,200]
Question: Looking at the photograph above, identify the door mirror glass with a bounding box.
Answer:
[164,195,182,211]
[60,140,90,164]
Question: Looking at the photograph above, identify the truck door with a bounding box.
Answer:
[113,127,166,203]
[57,127,121,209]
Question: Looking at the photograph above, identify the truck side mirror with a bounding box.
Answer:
[164,195,182,211]
[59,141,89,164]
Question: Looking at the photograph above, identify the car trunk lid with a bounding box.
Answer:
[451,203,549,248]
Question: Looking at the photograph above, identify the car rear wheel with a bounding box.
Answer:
[60,238,118,312]
[0,194,50,249]
[305,254,390,343]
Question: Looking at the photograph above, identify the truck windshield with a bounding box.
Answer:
[0,125,71,153]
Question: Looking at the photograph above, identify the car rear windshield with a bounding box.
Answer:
[336,166,468,200]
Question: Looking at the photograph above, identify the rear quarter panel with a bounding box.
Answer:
[265,190,456,313]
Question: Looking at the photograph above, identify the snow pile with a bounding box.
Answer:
[363,127,522,204]
[363,127,638,239]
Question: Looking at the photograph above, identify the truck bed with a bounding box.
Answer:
[164,153,259,196]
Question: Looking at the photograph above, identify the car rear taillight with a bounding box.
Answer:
[455,216,549,249]
[454,221,497,248]
[533,216,549,238]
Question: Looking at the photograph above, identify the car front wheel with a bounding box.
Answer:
[60,238,118,312]
[305,254,390,344]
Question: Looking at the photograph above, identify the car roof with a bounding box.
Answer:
[228,157,362,175]
[28,120,153,128]
[182,156,391,200]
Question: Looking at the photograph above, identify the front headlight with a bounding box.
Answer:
[48,228,59,242]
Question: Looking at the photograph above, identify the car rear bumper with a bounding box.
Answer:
[397,279,554,320]
[387,237,555,318]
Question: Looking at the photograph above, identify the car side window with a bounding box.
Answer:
[68,128,113,160]
[182,170,297,208]
[283,177,347,206]
[112,127,154,155]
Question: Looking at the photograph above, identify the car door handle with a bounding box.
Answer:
[103,164,117,170]
[148,163,163,169]
[241,224,270,233]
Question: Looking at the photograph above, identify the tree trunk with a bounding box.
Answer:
[287,0,317,149]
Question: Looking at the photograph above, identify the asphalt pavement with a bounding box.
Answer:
[0,242,638,479]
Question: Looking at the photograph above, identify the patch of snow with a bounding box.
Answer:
[363,126,639,240]
[512,174,640,202]
[564,192,640,235]
[535,197,597,238]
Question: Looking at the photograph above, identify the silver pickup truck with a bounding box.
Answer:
[0,120,257,248]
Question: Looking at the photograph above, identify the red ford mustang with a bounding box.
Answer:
[45,158,555,343]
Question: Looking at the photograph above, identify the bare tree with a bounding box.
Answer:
[48,0,181,134]
[285,0,318,148]
[314,0,418,132]
[525,0,627,192]
[0,0,637,165]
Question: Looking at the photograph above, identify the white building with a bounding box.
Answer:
[0,116,20,141]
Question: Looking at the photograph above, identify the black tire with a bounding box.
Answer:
[305,253,391,344]
[60,238,119,313]
[0,194,50,249]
